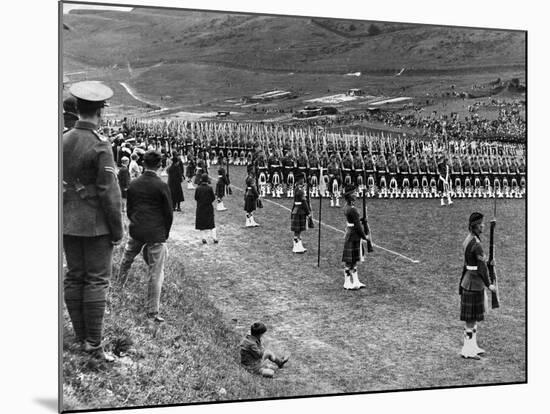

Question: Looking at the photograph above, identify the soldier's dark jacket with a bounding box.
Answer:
[63,120,123,241]
[459,235,491,293]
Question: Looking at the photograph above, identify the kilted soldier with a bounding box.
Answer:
[308,150,320,197]
[352,152,364,195]
[244,169,260,227]
[268,149,283,198]
[341,152,354,187]
[63,81,122,361]
[281,150,296,197]
[471,155,482,197]
[409,154,420,197]
[459,212,497,359]
[462,155,473,197]
[451,155,463,197]
[290,173,311,254]
[185,153,196,189]
[296,150,309,187]
[437,154,453,206]
[418,154,429,197]
[398,154,411,197]
[216,167,230,211]
[387,154,399,198]
[327,156,342,207]
[364,152,376,197]
[341,185,369,290]
[195,173,218,244]
[375,154,388,198]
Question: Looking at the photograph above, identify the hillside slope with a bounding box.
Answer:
[63,8,525,73]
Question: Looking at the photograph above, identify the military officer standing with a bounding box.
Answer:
[63,81,123,361]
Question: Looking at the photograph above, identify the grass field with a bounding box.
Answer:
[62,165,526,411]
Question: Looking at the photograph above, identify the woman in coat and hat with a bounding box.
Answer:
[195,173,218,244]
[167,152,184,211]
[341,184,369,290]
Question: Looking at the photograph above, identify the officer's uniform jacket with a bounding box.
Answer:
[63,120,123,241]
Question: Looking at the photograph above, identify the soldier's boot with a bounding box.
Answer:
[216,201,227,211]
[297,239,307,253]
[472,325,485,355]
[440,198,445,206]
[330,198,335,207]
[82,300,114,362]
[245,215,253,227]
[351,268,366,289]
[343,267,353,290]
[460,328,481,360]
[250,215,260,227]
[447,193,453,205]
[335,197,340,207]
[65,299,86,343]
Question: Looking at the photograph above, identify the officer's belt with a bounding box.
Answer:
[63,183,99,201]
[466,265,478,271]
[294,202,302,205]
[346,223,354,227]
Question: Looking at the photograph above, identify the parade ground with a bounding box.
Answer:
[62,165,526,410]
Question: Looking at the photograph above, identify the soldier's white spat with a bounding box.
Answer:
[215,176,421,264]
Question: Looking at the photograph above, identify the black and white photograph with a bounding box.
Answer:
[13,0,540,412]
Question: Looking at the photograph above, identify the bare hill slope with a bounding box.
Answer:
[64,8,525,73]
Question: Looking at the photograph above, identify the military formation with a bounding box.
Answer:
[105,118,526,209]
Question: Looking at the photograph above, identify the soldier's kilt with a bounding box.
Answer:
[342,233,361,263]
[244,195,256,213]
[460,289,486,322]
[290,210,307,232]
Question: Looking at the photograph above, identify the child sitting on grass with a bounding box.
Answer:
[239,322,289,378]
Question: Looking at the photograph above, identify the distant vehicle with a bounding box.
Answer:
[293,106,337,118]
[216,111,230,118]
[347,88,363,96]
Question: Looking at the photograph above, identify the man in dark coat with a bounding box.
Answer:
[167,152,184,211]
[63,81,122,361]
[195,173,218,244]
[117,150,173,323]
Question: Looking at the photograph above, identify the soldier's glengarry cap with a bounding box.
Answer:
[469,212,484,226]
[69,81,113,109]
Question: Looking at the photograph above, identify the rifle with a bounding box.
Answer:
[488,219,500,308]
[361,167,374,253]
[305,173,314,229]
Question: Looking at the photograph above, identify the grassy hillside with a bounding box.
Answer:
[63,8,525,72]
